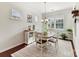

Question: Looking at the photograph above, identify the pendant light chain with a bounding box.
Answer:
[44,2,46,19]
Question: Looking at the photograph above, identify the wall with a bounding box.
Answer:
[0,3,26,52]
[10,2,43,32]
[73,21,79,56]
[72,5,79,56]
[0,2,43,52]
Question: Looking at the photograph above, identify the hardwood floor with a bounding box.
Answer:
[0,43,27,57]
[59,39,77,57]
[0,40,77,57]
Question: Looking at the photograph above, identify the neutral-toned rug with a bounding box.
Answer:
[11,40,74,57]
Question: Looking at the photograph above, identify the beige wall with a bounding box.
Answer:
[0,2,42,52]
[0,3,26,52]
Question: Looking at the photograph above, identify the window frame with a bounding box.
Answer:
[48,18,64,30]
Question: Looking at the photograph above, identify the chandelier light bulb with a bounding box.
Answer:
[41,19,44,22]
[45,18,48,22]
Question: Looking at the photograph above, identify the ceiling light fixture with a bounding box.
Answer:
[41,2,48,22]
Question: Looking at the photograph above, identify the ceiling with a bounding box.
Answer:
[46,2,76,12]
[10,2,79,14]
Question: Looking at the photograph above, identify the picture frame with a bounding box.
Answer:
[27,14,32,23]
[10,8,21,20]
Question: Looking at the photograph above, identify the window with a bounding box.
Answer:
[56,19,63,29]
[51,21,54,28]
[48,18,64,29]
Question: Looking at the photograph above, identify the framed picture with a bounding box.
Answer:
[12,8,21,18]
[10,8,21,20]
[27,14,32,23]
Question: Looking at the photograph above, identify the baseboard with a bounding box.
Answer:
[0,42,25,53]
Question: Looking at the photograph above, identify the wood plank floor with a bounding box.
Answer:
[59,39,77,57]
[0,40,77,57]
[11,40,74,57]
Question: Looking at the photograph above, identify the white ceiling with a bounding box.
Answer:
[10,2,79,14]
[46,2,76,12]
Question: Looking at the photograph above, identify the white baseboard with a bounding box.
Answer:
[0,42,25,53]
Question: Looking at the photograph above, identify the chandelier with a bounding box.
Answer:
[41,2,48,22]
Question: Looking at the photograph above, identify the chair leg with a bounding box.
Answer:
[55,40,58,54]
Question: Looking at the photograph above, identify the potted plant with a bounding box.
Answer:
[60,33,68,40]
[66,29,72,34]
[66,29,73,40]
